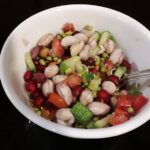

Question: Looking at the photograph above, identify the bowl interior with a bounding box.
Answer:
[1,5,150,138]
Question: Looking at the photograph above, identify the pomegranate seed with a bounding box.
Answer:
[98,89,110,103]
[72,85,83,98]
[31,90,42,99]
[32,73,46,83]
[89,67,97,74]
[33,96,43,108]
[121,60,131,70]
[23,71,33,82]
[62,55,70,60]
[72,31,80,35]
[63,47,71,57]
[25,81,37,93]
[83,57,95,66]
[36,64,46,72]
[99,72,108,81]
[42,99,53,109]
[107,75,120,86]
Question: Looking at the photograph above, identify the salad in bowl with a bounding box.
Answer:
[23,23,148,128]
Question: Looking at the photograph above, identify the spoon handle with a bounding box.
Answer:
[122,69,150,81]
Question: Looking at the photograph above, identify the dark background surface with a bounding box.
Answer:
[0,0,150,149]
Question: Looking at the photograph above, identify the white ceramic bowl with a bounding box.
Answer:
[1,4,150,139]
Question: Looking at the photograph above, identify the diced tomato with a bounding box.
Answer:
[132,95,148,111]
[67,74,82,88]
[115,108,130,118]
[41,106,57,120]
[62,23,75,32]
[49,107,57,120]
[117,95,133,110]
[48,92,68,108]
[108,113,129,125]
[117,95,148,112]
[52,38,64,57]
[105,60,113,70]
[41,107,51,119]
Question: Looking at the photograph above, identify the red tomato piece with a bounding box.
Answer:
[62,23,75,32]
[115,108,130,118]
[132,95,148,111]
[105,60,113,70]
[67,74,82,88]
[117,95,133,110]
[48,92,68,108]
[52,38,64,57]
[108,113,129,125]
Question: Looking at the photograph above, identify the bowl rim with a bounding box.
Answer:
[1,4,150,139]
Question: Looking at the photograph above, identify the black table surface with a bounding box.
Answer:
[0,0,150,149]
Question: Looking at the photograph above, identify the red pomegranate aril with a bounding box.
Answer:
[31,90,42,99]
[42,99,54,109]
[83,57,95,66]
[99,72,108,81]
[72,30,80,35]
[25,81,37,93]
[33,96,43,108]
[23,71,33,82]
[107,75,120,86]
[32,73,46,83]
[72,85,83,98]
[36,64,46,72]
[98,89,110,103]
[62,55,70,60]
[89,67,97,74]
[64,47,71,56]
[121,60,131,70]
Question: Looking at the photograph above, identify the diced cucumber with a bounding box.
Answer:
[88,78,101,91]
[65,68,73,74]
[99,31,111,45]
[59,63,70,74]
[59,56,80,74]
[89,31,100,42]
[75,60,84,73]
[87,115,110,129]
[90,46,101,57]
[114,66,127,78]
[71,102,93,126]
[94,115,110,128]
[86,121,96,129]
[75,122,84,128]
[25,52,36,72]
[99,31,116,45]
